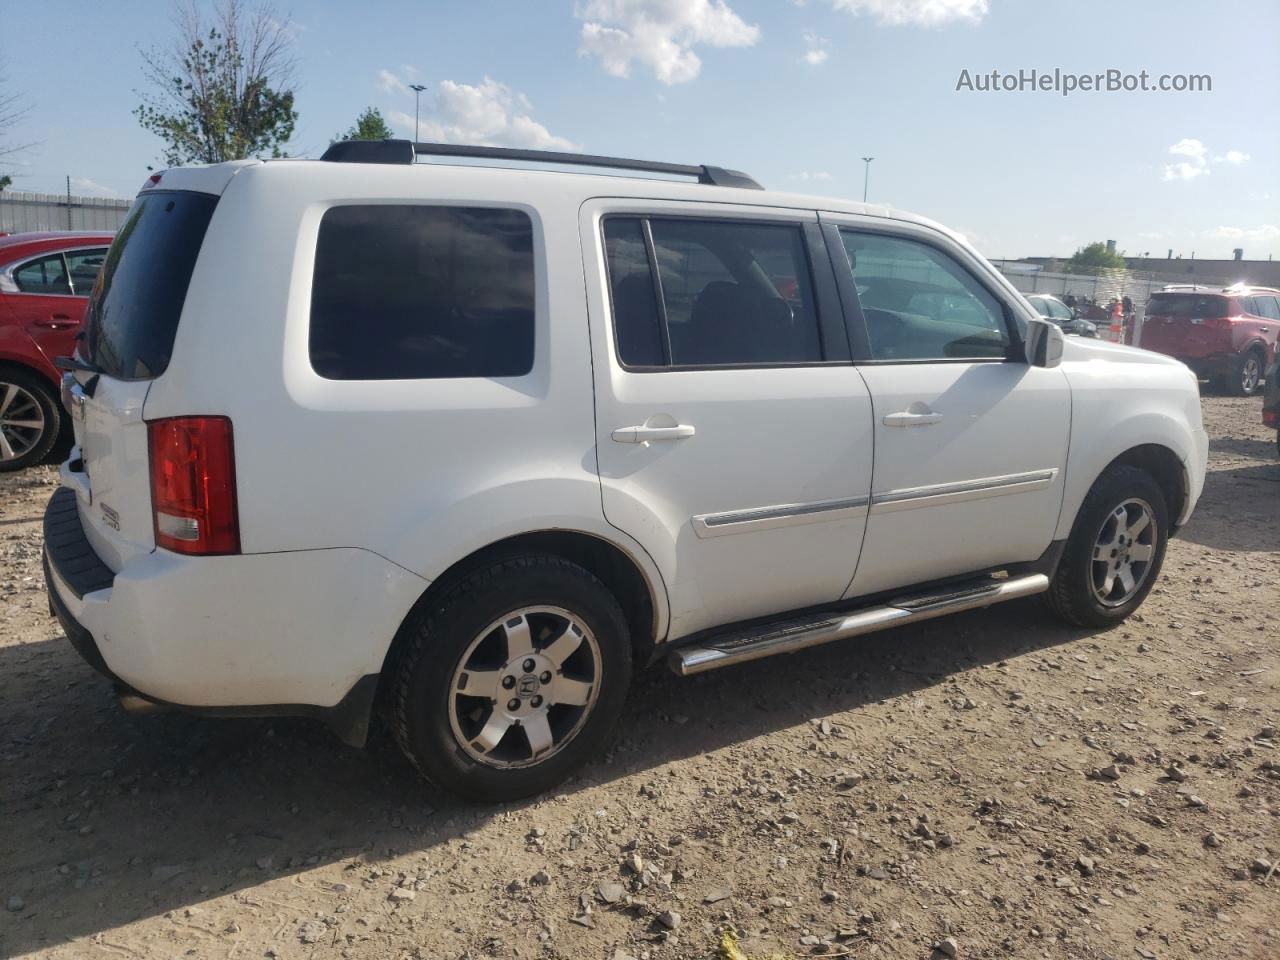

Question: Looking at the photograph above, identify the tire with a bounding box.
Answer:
[0,368,62,472]
[1044,464,1169,629]
[1225,349,1264,397]
[390,555,632,801]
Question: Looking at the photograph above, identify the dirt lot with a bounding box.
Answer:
[2,395,1277,960]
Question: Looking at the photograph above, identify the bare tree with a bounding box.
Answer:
[134,0,298,166]
[0,54,32,191]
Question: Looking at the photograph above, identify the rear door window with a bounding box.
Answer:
[602,216,824,368]
[310,205,535,380]
[66,249,108,297]
[1255,295,1280,321]
[14,254,71,295]
[84,191,219,379]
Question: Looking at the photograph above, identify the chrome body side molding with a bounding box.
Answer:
[691,495,870,539]
[870,469,1058,514]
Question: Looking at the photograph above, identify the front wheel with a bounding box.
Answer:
[0,369,62,472]
[389,555,632,801]
[1044,465,1169,628]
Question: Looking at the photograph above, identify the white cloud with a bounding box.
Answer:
[388,77,577,151]
[69,177,119,199]
[378,68,408,95]
[1163,138,1209,181]
[1212,149,1250,166]
[802,31,830,65]
[1211,224,1280,243]
[1163,161,1208,182]
[823,0,989,27]
[576,0,761,85]
[1161,138,1252,181]
[790,170,833,181]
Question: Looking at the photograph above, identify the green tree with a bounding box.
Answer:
[335,107,393,143]
[1064,242,1128,274]
[133,0,298,166]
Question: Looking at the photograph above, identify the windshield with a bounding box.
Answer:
[83,190,218,380]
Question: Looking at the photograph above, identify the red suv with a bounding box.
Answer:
[1140,285,1280,396]
[0,231,114,470]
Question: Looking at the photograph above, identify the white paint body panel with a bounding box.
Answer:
[849,362,1070,596]
[47,158,1207,711]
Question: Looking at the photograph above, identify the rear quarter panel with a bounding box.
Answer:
[140,162,671,640]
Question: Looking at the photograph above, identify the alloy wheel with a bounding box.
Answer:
[1242,355,1261,394]
[0,382,47,464]
[1090,498,1158,607]
[448,606,601,769]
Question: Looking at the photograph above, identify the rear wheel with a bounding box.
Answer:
[0,369,61,472]
[1044,465,1169,628]
[390,555,632,801]
[1225,349,1264,397]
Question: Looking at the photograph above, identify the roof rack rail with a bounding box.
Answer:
[317,138,763,190]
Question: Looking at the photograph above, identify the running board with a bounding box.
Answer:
[668,573,1049,676]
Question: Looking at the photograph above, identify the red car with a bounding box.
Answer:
[1139,285,1280,396]
[0,231,114,470]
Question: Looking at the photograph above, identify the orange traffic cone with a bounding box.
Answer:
[1108,302,1123,343]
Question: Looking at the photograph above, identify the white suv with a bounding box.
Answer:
[45,141,1208,800]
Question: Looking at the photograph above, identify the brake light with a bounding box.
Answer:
[1264,409,1278,428]
[1207,315,1240,328]
[147,417,240,555]
[141,172,164,190]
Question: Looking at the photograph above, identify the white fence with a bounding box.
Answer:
[0,190,132,233]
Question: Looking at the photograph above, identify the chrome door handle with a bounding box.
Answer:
[883,411,944,427]
[611,424,696,444]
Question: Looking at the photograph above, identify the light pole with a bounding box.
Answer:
[409,84,426,143]
[861,156,874,203]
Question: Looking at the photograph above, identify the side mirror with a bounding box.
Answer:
[1024,317,1064,368]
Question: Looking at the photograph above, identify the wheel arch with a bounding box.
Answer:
[1106,444,1189,532]
[378,528,668,698]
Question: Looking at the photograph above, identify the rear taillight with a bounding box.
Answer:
[1206,315,1239,328]
[1264,409,1278,428]
[147,416,240,555]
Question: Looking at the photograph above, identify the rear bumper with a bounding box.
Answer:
[42,486,427,745]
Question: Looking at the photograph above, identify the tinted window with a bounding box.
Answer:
[1146,294,1229,318]
[14,254,71,295]
[310,205,534,380]
[838,231,1009,361]
[85,191,218,379]
[649,219,821,366]
[66,249,108,297]
[603,218,664,366]
[1255,295,1280,321]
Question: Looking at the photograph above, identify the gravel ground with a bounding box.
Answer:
[1,394,1277,960]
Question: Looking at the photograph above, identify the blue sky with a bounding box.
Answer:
[4,0,1277,260]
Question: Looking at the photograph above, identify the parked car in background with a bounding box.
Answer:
[45,142,1207,800]
[1264,353,1280,457]
[1025,293,1098,337]
[1139,285,1280,396]
[0,231,113,470]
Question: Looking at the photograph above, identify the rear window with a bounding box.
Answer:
[84,191,218,380]
[309,205,535,380]
[1146,293,1229,318]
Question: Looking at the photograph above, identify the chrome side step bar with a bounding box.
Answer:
[668,573,1049,676]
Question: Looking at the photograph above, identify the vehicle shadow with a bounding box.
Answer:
[0,598,1081,956]
[1178,461,1280,553]
[1208,436,1277,460]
